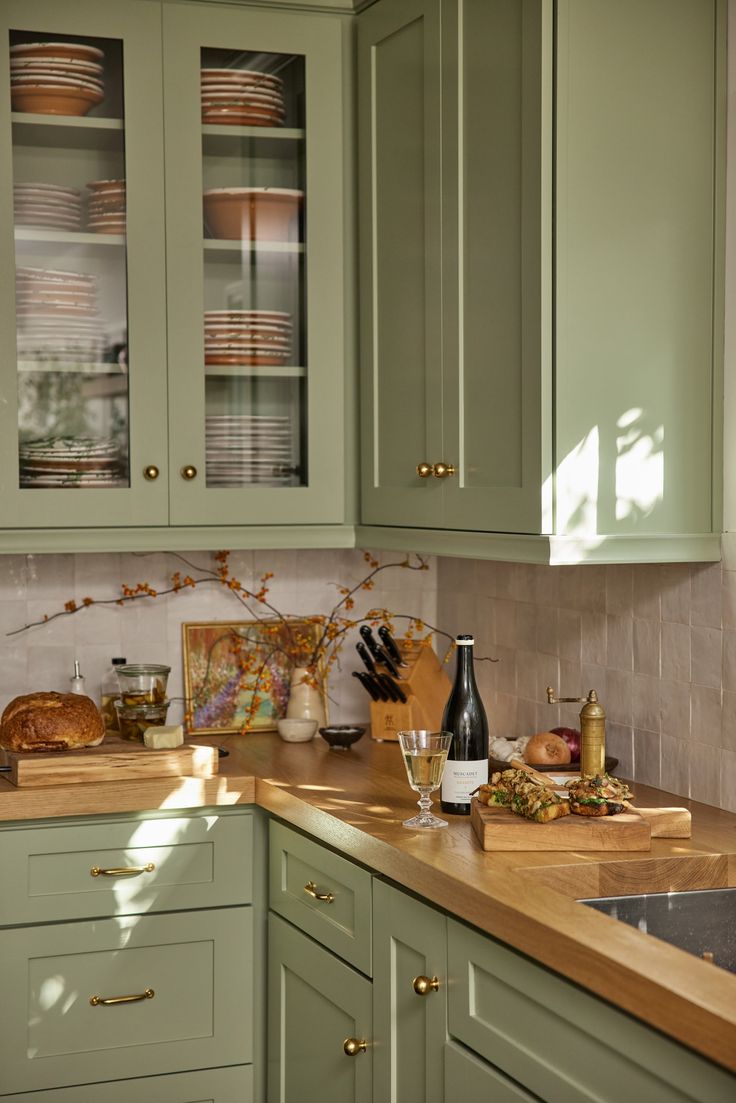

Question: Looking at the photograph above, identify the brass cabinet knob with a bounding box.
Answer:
[180,465,197,481]
[412,974,440,996]
[343,1037,367,1056]
[143,465,159,481]
[432,462,456,479]
[416,462,433,478]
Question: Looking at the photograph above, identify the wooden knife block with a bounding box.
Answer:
[370,639,451,742]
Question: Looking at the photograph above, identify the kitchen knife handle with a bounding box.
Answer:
[356,641,376,673]
[376,673,400,702]
[375,645,400,679]
[352,670,380,701]
[359,624,382,660]
[377,625,406,666]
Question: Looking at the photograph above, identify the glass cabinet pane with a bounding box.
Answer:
[9,28,130,490]
[201,46,306,490]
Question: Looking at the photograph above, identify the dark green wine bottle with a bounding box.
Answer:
[440,635,489,816]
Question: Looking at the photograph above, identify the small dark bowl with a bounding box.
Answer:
[319,725,366,750]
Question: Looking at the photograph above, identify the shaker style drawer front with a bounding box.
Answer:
[0,1065,253,1103]
[269,820,373,974]
[447,920,736,1103]
[0,908,253,1095]
[0,811,253,926]
[444,1041,537,1103]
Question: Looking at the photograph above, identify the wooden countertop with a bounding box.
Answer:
[1,732,735,1072]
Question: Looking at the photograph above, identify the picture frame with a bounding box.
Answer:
[181,618,324,735]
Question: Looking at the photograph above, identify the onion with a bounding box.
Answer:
[551,726,581,762]
[524,732,571,766]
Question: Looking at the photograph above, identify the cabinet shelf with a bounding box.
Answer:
[202,125,304,160]
[203,238,304,256]
[11,112,125,151]
[15,228,125,249]
[204,364,305,378]
[18,360,126,375]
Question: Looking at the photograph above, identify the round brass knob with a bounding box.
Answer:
[343,1038,367,1057]
[412,974,440,996]
[180,465,197,481]
[416,462,433,478]
[432,462,456,479]
[143,465,159,481]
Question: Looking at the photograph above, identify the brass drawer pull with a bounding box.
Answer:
[304,879,334,903]
[90,988,155,1007]
[413,974,440,996]
[343,1037,367,1056]
[90,863,155,878]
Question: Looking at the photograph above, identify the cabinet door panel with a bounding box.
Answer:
[268,912,372,1103]
[0,0,168,528]
[162,3,347,526]
[555,0,721,538]
[442,0,551,534]
[445,1041,536,1102]
[372,880,446,1103]
[359,0,445,527]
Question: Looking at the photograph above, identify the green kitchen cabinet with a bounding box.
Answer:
[0,0,354,552]
[358,0,725,564]
[0,807,265,1101]
[267,911,373,1103]
[372,880,447,1103]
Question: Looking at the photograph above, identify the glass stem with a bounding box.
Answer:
[417,788,433,818]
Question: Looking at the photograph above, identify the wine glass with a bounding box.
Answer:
[398,730,453,829]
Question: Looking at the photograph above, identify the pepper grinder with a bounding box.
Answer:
[546,686,606,776]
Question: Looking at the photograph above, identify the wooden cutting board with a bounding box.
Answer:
[2,737,219,788]
[471,799,652,851]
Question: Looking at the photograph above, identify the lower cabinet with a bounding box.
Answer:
[267,912,373,1103]
[444,1041,537,1103]
[0,1066,253,1103]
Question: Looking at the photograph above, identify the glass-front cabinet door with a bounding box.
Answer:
[0,0,167,528]
[163,4,347,526]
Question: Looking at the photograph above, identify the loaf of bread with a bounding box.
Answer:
[0,692,105,753]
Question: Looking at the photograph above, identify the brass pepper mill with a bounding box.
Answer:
[546,686,606,777]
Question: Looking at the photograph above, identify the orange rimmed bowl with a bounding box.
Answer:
[11,83,104,116]
[203,187,303,242]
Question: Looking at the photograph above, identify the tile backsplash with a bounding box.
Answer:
[0,548,438,733]
[3,542,736,812]
[437,542,736,813]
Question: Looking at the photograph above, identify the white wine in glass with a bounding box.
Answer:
[398,730,452,829]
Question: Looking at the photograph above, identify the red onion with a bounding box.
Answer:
[551,726,581,762]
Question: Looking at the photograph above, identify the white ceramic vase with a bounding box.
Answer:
[285,666,326,729]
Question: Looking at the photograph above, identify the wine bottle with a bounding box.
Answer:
[440,635,489,816]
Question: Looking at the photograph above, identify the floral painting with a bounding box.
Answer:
[182,619,322,734]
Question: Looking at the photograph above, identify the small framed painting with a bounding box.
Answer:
[181,618,323,735]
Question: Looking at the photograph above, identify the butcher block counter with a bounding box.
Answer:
[1,732,735,1075]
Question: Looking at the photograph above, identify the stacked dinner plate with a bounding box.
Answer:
[204,309,293,366]
[19,436,124,489]
[15,266,106,364]
[10,42,105,116]
[86,178,126,234]
[205,414,296,487]
[201,67,285,126]
[14,182,82,231]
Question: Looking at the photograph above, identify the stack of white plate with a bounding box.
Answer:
[204,310,293,366]
[15,266,106,363]
[86,178,126,234]
[14,183,82,231]
[10,42,105,115]
[19,436,124,489]
[200,68,285,127]
[205,414,297,487]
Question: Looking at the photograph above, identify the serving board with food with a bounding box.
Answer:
[0,690,218,787]
[470,764,690,851]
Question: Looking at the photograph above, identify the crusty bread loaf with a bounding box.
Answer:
[0,692,105,753]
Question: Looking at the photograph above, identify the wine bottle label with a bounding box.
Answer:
[441,759,489,804]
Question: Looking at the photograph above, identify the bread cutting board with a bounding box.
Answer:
[471,798,651,851]
[2,737,219,788]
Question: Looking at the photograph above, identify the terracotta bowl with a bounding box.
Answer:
[11,84,103,116]
[203,188,303,242]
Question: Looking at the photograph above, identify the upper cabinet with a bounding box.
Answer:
[0,0,352,550]
[358,0,725,564]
